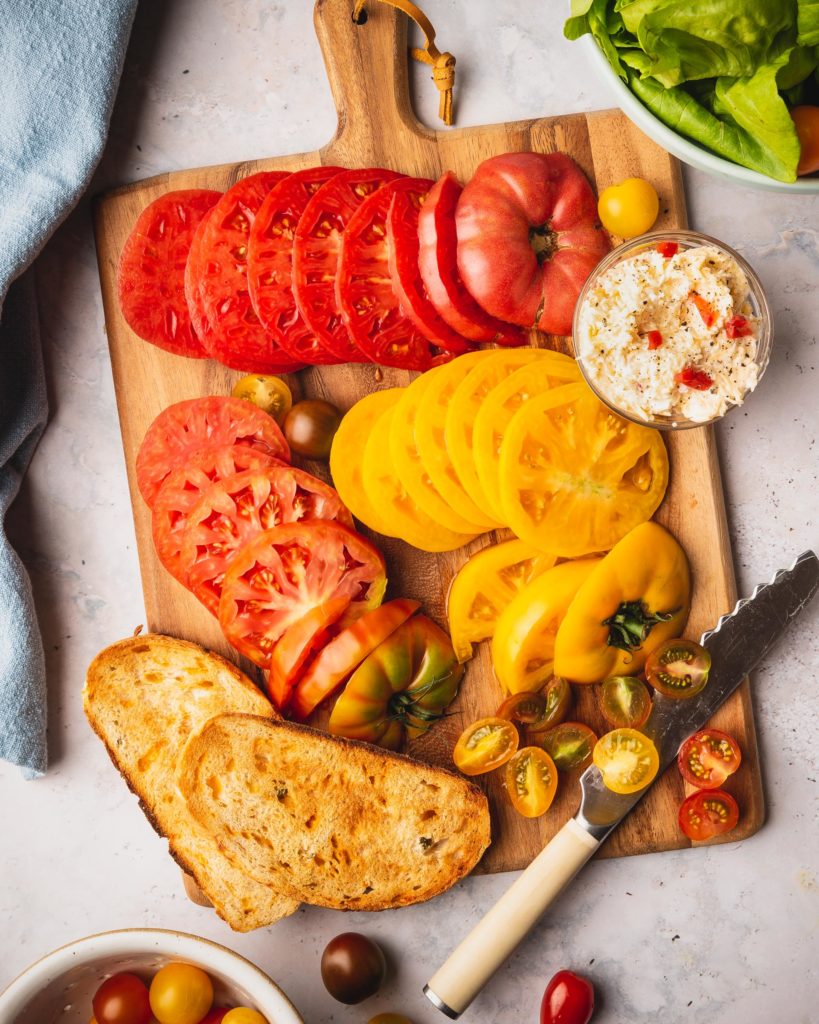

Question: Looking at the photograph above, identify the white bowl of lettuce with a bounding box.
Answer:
[566,0,819,193]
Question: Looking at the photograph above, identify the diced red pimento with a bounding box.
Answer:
[656,241,679,258]
[675,366,714,390]
[690,291,716,328]
[725,315,752,339]
[645,330,663,350]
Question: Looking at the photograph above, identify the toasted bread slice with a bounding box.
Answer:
[178,713,491,911]
[83,634,301,930]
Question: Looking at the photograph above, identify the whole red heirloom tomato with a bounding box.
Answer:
[540,969,595,1024]
[456,152,610,336]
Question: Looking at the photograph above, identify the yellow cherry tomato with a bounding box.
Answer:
[149,963,213,1024]
[222,1011,268,1024]
[231,374,292,423]
[453,717,519,775]
[471,355,580,521]
[597,178,660,239]
[593,727,659,795]
[554,522,691,684]
[447,539,556,662]
[498,383,668,557]
[505,746,558,817]
[491,559,601,693]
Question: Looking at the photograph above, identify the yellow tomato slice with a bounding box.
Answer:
[447,539,556,662]
[415,353,502,530]
[593,727,659,795]
[329,388,400,537]
[362,404,476,552]
[472,356,580,521]
[504,746,558,817]
[498,382,669,556]
[389,373,490,535]
[445,348,557,522]
[452,716,519,775]
[491,558,601,693]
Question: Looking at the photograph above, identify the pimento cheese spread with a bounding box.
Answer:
[576,243,760,424]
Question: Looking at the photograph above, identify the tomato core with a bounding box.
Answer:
[528,222,558,265]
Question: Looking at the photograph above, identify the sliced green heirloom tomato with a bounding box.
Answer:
[593,727,659,795]
[598,675,652,729]
[290,598,421,720]
[328,616,463,750]
[453,717,519,776]
[645,639,711,699]
[505,746,558,818]
[679,788,739,842]
[678,729,741,790]
[537,722,597,771]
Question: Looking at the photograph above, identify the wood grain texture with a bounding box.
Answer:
[93,0,763,874]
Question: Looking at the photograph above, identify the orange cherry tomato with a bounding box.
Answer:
[679,789,739,841]
[598,675,652,728]
[453,717,519,776]
[645,639,711,699]
[505,746,558,818]
[678,729,741,789]
[537,722,597,772]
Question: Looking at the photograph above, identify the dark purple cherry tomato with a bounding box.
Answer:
[321,932,386,1004]
[283,399,342,459]
[540,970,595,1024]
[92,973,152,1024]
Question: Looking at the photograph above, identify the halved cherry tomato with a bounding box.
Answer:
[505,747,558,818]
[218,521,386,669]
[149,963,213,1024]
[92,973,152,1024]
[790,106,819,176]
[679,788,739,841]
[290,598,421,719]
[656,241,679,257]
[593,728,659,794]
[675,366,714,391]
[531,676,573,734]
[596,177,659,239]
[329,616,463,750]
[497,691,550,730]
[538,722,597,772]
[645,639,711,699]
[231,374,292,422]
[678,729,741,790]
[598,676,652,729]
[453,717,519,776]
[283,399,342,459]
[268,595,351,709]
[540,970,595,1024]
[136,396,289,507]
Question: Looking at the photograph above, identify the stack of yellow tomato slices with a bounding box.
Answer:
[330,347,669,552]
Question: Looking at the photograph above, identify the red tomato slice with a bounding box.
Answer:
[247,165,345,365]
[180,465,353,615]
[218,521,387,669]
[152,444,283,584]
[136,396,290,507]
[678,729,741,790]
[456,152,610,336]
[386,189,473,354]
[190,171,305,373]
[267,595,352,709]
[337,177,457,370]
[290,597,421,720]
[679,788,739,841]
[418,172,526,345]
[184,205,218,346]
[292,167,403,362]
[117,189,222,357]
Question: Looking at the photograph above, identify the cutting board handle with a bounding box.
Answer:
[315,0,434,162]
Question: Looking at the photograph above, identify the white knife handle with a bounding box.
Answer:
[425,818,600,1019]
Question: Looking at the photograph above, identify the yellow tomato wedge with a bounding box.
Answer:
[447,539,556,663]
[472,356,580,521]
[445,348,553,522]
[492,558,601,693]
[389,373,490,535]
[498,382,668,556]
[329,388,400,537]
[415,353,501,529]
[362,404,476,552]
[554,521,691,683]
[593,727,659,795]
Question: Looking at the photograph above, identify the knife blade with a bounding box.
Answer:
[424,550,819,1019]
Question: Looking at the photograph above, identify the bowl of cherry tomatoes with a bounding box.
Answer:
[0,928,303,1024]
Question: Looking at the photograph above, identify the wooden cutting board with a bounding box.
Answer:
[93,0,763,873]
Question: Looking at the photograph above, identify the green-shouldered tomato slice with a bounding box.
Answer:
[598,676,652,728]
[538,721,597,771]
[505,746,558,818]
[678,729,741,790]
[679,788,739,841]
[593,727,659,795]
[453,717,519,776]
[645,639,711,699]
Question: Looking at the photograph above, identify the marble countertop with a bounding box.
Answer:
[1,2,817,1022]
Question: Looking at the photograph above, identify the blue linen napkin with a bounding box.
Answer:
[0,0,138,777]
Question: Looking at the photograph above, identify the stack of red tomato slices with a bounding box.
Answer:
[116,153,609,371]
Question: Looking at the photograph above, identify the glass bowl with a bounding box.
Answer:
[572,229,773,430]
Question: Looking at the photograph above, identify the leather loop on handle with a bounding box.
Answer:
[352,0,456,124]
[425,819,600,1018]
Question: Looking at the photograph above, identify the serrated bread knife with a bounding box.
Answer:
[425,550,819,1019]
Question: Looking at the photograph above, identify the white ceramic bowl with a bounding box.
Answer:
[581,34,819,195]
[0,929,303,1024]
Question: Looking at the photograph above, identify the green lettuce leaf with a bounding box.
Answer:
[798,0,819,45]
